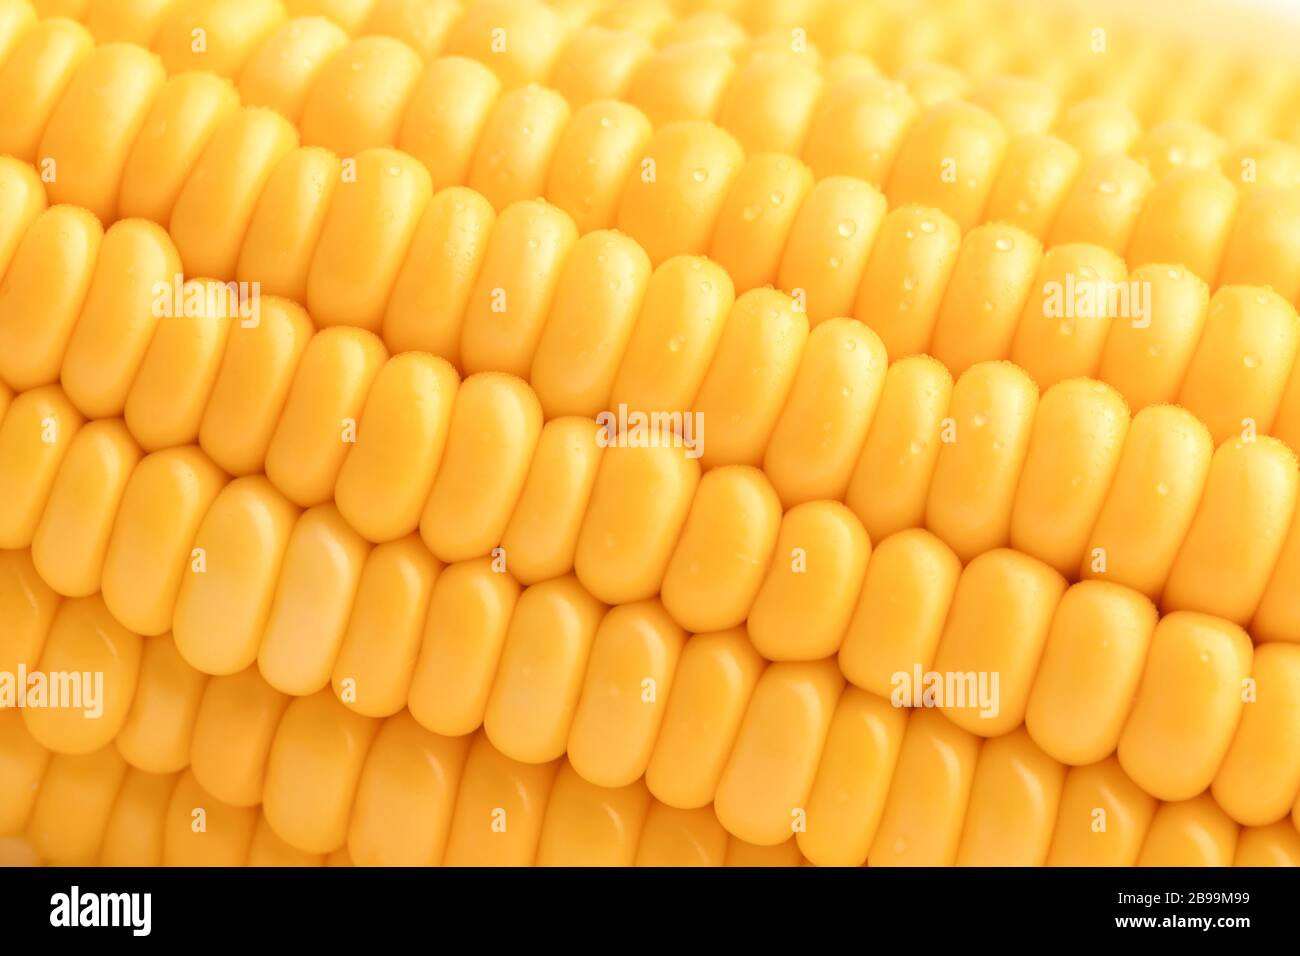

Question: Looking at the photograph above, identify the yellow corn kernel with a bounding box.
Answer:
[258,503,370,695]
[804,74,917,187]
[114,633,206,774]
[236,16,349,124]
[0,157,46,281]
[123,278,233,451]
[300,36,423,157]
[1097,263,1209,413]
[198,297,314,477]
[1081,404,1210,597]
[798,687,906,867]
[609,256,732,418]
[336,353,458,542]
[550,26,652,108]
[838,528,960,698]
[930,223,1041,377]
[778,177,887,326]
[567,598,684,787]
[484,574,606,764]
[886,100,1008,232]
[0,18,93,162]
[31,419,141,597]
[853,206,960,361]
[235,147,341,303]
[119,73,240,224]
[153,0,285,76]
[1177,286,1300,445]
[845,356,952,542]
[645,626,763,809]
[1164,437,1298,624]
[37,43,165,223]
[1233,821,1300,867]
[331,534,439,717]
[718,53,821,156]
[634,802,727,866]
[1137,794,1239,867]
[445,0,570,91]
[172,475,300,675]
[1118,611,1252,801]
[972,75,1058,136]
[1011,244,1128,389]
[575,431,700,605]
[308,148,431,332]
[748,501,870,661]
[263,689,378,854]
[461,199,577,377]
[626,43,735,128]
[247,812,323,866]
[1010,380,1129,575]
[536,761,651,866]
[408,557,520,737]
[868,708,980,867]
[764,318,887,508]
[397,56,501,191]
[0,549,59,676]
[691,288,807,470]
[0,708,50,835]
[97,768,176,866]
[497,418,603,585]
[161,769,258,866]
[25,745,126,865]
[443,733,558,866]
[1127,166,1238,283]
[347,712,469,866]
[1219,189,1300,305]
[1048,153,1153,252]
[1135,119,1224,181]
[617,120,743,267]
[264,326,388,507]
[528,231,648,417]
[1026,581,1157,766]
[361,0,462,62]
[925,361,1038,563]
[469,84,569,210]
[419,372,541,562]
[170,108,299,279]
[1054,97,1142,159]
[932,549,1066,737]
[546,101,652,236]
[1212,642,1300,825]
[20,598,139,754]
[661,465,780,633]
[60,220,182,419]
[985,134,1079,240]
[382,186,495,364]
[956,727,1065,866]
[715,658,844,847]
[0,385,85,550]
[710,153,814,293]
[0,205,101,391]
[189,665,288,807]
[1046,756,1155,866]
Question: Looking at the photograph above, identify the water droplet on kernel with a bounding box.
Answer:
[743,205,762,221]
[769,191,783,204]
[1098,180,1118,194]
[972,413,989,427]
[1156,481,1170,496]
[1243,352,1261,369]
[828,256,842,269]
[995,236,1014,252]
[692,168,708,183]
[837,219,857,238]
[903,276,917,291]
[919,219,937,234]
[668,334,686,352]
[528,237,541,249]
[909,439,926,455]
[700,280,713,293]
